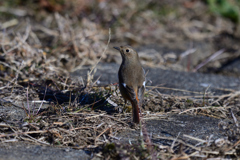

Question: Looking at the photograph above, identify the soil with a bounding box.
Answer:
[72,63,240,96]
[1,1,240,159]
[0,142,89,160]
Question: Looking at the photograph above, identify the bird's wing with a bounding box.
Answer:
[124,85,138,102]
[122,83,145,106]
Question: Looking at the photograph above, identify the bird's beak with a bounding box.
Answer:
[113,46,120,51]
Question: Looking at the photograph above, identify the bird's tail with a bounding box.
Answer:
[131,100,140,123]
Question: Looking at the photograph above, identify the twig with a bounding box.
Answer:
[224,91,240,104]
[231,109,239,127]
[171,132,181,152]
[210,93,233,105]
[27,85,30,116]
[183,134,206,143]
[140,120,157,160]
[84,113,106,119]
[87,28,111,85]
[23,134,50,145]
[5,24,31,54]
[36,85,47,115]
[1,28,7,53]
[180,48,196,59]
[225,139,240,152]
[0,61,23,76]
[97,114,129,125]
[70,126,95,131]
[0,7,27,16]
[178,106,230,114]
[0,130,48,138]
[2,139,18,143]
[193,49,225,72]
[153,135,201,151]
[95,127,110,145]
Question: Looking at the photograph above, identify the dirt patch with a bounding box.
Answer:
[0,142,89,160]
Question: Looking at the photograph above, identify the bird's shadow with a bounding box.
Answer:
[24,80,118,115]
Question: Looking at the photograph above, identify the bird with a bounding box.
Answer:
[113,45,145,123]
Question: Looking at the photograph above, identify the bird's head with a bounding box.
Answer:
[113,45,139,62]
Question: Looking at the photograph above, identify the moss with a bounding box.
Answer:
[207,0,240,23]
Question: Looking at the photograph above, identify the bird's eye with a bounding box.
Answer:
[126,49,129,52]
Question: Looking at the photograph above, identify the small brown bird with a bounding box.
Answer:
[114,45,145,123]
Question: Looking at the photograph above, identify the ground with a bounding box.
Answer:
[0,0,240,159]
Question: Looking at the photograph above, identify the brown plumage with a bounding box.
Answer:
[114,45,145,123]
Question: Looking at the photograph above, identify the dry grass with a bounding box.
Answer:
[1,0,240,159]
[1,77,240,159]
